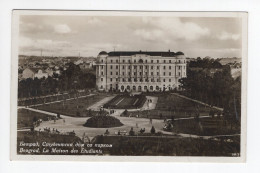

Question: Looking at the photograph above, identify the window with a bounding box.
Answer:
[123,60,125,63]
[164,60,166,63]
[157,66,159,69]
[163,79,165,82]
[100,85,103,89]
[134,60,136,63]
[179,60,181,63]
[128,72,130,76]
[110,65,113,69]
[111,60,113,63]
[145,72,148,75]
[134,72,136,75]
[101,59,103,63]
[128,78,131,82]
[101,66,104,69]
[128,60,131,63]
[116,78,118,82]
[116,60,118,63]
[163,66,166,69]
[169,72,171,76]
[151,72,154,75]
[151,60,153,63]
[179,72,181,76]
[123,78,125,82]
[169,66,171,69]
[116,72,118,75]
[134,66,137,69]
[128,66,130,69]
[151,66,154,70]
[110,78,112,82]
[145,66,148,69]
[163,72,166,76]
[101,72,104,75]
[123,72,125,75]
[169,60,171,63]
[179,66,181,70]
[157,78,160,82]
[169,79,171,82]
[139,72,142,75]
[101,78,103,81]
[110,72,113,75]
[157,72,159,75]
[122,65,125,69]
[157,60,159,63]
[145,60,147,63]
[116,65,118,69]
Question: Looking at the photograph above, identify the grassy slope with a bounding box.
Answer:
[34,94,109,117]
[17,109,55,129]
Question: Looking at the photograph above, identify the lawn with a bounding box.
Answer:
[122,94,213,119]
[34,94,110,117]
[18,92,90,106]
[169,117,240,136]
[17,108,55,129]
[93,135,240,156]
[104,94,146,109]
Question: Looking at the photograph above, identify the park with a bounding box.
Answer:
[17,90,241,156]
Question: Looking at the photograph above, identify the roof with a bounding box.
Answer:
[98,51,108,55]
[106,51,184,57]
[24,67,46,73]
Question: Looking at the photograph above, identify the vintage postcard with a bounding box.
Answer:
[10,10,247,162]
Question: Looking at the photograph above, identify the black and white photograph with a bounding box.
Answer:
[10,10,247,162]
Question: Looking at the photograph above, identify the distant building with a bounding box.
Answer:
[45,68,54,77]
[22,68,48,79]
[96,50,187,92]
[219,57,242,65]
[79,62,91,70]
[74,59,84,65]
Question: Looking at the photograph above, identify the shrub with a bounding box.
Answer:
[84,115,123,128]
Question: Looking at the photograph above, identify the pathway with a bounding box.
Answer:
[22,106,238,141]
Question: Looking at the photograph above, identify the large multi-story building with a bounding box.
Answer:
[96,50,187,92]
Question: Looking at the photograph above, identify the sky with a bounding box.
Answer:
[19,15,242,58]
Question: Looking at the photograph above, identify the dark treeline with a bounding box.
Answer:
[179,66,241,120]
[18,63,96,98]
[189,57,222,68]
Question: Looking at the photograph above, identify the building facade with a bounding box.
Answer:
[96,50,187,92]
